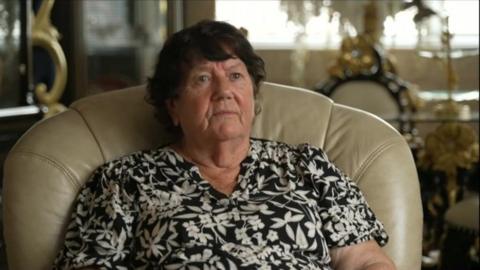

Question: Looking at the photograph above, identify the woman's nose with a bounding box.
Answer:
[213,76,234,100]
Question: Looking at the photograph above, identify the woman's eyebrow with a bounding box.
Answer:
[190,59,243,73]
[189,64,212,74]
[225,61,243,70]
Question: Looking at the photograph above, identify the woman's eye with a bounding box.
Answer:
[230,72,241,80]
[198,75,210,82]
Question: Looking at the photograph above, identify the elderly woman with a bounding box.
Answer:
[54,20,395,270]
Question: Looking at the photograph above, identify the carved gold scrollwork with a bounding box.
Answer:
[32,0,67,118]
[328,35,377,79]
[328,1,397,80]
[417,122,479,205]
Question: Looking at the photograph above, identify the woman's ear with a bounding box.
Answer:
[165,99,179,126]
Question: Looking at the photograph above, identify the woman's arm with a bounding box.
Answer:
[330,240,396,270]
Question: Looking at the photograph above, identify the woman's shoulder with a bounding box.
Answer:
[90,146,177,180]
[78,146,181,200]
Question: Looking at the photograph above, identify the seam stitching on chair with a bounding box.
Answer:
[8,150,78,187]
[323,101,335,148]
[71,107,107,162]
[352,137,404,183]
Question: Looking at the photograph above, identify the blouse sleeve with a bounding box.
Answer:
[301,144,389,248]
[53,158,138,270]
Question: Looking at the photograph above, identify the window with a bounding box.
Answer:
[216,0,349,49]
[215,0,479,50]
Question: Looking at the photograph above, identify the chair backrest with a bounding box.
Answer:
[328,80,401,117]
[316,76,412,133]
[2,82,422,270]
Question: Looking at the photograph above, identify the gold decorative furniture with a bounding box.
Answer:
[31,0,67,118]
[3,82,422,270]
[313,1,422,136]
[413,15,480,268]
[314,34,421,136]
[418,122,478,205]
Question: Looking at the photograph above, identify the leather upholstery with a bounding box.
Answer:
[3,82,422,270]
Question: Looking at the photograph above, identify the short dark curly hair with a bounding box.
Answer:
[146,20,266,137]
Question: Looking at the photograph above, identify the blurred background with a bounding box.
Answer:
[1,0,478,269]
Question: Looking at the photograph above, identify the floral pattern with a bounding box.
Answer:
[53,138,388,270]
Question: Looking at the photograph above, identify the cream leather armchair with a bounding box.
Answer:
[2,82,422,270]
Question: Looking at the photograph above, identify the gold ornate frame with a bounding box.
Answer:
[31,0,67,117]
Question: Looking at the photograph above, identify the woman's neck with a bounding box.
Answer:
[175,137,250,170]
[172,137,250,195]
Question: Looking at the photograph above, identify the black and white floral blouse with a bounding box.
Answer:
[54,138,388,270]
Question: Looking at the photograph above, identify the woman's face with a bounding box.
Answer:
[166,57,255,144]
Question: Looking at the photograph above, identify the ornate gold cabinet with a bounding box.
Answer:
[413,91,479,270]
